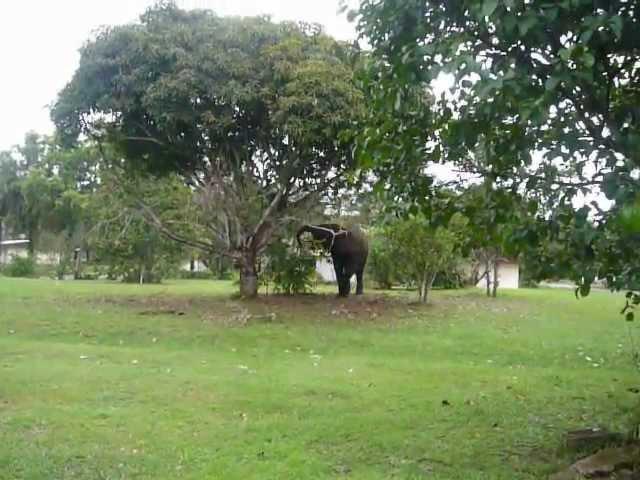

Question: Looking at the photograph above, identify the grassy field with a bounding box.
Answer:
[0,278,638,479]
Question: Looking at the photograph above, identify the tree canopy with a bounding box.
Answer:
[53,3,364,296]
[353,0,640,303]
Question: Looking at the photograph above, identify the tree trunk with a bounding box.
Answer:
[491,259,499,298]
[485,258,491,297]
[239,267,258,298]
[27,226,35,256]
[73,252,81,280]
[420,271,437,304]
[419,270,437,304]
[238,250,259,298]
[217,256,224,280]
[73,248,82,280]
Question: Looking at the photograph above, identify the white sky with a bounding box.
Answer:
[0,0,358,151]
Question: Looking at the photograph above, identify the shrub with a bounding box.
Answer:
[178,270,214,280]
[3,255,36,278]
[263,241,316,295]
[367,234,397,289]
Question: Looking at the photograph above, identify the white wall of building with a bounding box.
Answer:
[316,258,337,283]
[181,259,209,272]
[476,261,520,290]
[0,242,29,264]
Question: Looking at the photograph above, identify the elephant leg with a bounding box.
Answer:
[355,268,364,295]
[342,271,352,296]
[333,256,348,297]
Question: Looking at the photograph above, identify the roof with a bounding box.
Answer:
[497,257,518,264]
[0,239,30,246]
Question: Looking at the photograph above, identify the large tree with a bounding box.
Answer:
[353,0,640,298]
[53,3,363,296]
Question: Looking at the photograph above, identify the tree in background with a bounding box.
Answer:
[377,213,467,303]
[455,184,537,297]
[0,132,50,253]
[0,134,101,277]
[0,151,23,245]
[89,170,192,283]
[52,3,363,297]
[367,229,397,289]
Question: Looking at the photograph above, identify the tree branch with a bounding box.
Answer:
[134,199,219,254]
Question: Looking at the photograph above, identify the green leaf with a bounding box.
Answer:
[504,15,517,33]
[559,48,571,62]
[582,51,595,68]
[546,7,559,21]
[518,16,537,35]
[394,91,402,111]
[580,29,594,44]
[481,0,499,18]
[626,311,635,322]
[602,173,619,200]
[609,15,623,40]
[545,76,560,91]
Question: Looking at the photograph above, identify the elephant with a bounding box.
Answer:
[296,223,368,297]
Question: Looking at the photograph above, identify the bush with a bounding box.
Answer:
[178,270,214,280]
[263,241,316,295]
[3,255,37,278]
[367,234,397,289]
[432,266,466,289]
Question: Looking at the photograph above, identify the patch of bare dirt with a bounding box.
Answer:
[90,292,426,326]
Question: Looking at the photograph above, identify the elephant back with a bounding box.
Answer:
[333,224,368,257]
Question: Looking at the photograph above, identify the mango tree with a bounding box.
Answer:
[53,4,363,297]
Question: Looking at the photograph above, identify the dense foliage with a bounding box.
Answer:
[52,3,364,296]
[352,0,640,313]
[2,255,36,278]
[0,133,97,277]
[372,214,467,303]
[367,231,397,289]
[90,172,191,283]
[0,134,192,282]
[263,240,316,295]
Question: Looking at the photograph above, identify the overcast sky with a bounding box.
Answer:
[0,0,358,151]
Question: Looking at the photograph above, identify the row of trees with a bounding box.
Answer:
[0,133,196,282]
[2,1,638,307]
[366,184,533,302]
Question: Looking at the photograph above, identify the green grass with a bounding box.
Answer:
[0,278,638,479]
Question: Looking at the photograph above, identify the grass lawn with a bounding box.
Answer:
[0,278,638,479]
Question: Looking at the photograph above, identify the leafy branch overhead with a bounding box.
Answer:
[353,0,640,302]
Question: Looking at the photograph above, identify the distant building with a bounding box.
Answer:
[181,259,209,273]
[0,239,62,266]
[0,239,30,264]
[475,258,520,290]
